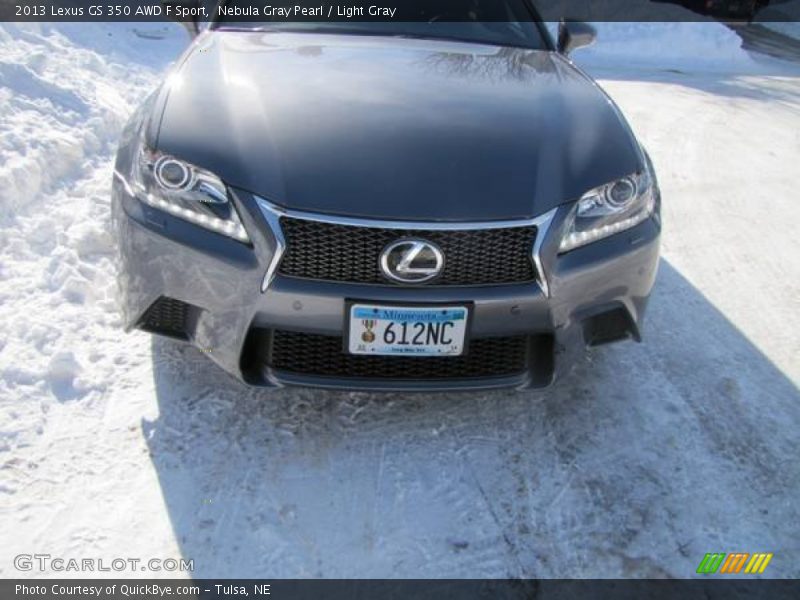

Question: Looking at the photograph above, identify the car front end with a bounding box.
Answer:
[112,24,661,392]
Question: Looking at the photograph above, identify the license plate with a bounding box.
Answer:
[348,304,469,356]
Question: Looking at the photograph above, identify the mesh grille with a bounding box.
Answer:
[138,296,189,339]
[268,331,529,380]
[278,218,537,286]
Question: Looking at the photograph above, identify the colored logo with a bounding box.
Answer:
[696,553,773,575]
[361,319,377,343]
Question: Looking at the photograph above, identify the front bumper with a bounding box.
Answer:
[112,178,661,391]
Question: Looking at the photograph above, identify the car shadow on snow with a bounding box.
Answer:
[144,260,799,578]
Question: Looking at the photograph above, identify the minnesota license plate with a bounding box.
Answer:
[348,304,469,356]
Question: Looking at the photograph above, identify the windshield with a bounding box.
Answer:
[214,0,549,50]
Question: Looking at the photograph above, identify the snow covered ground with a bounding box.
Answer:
[1,21,799,578]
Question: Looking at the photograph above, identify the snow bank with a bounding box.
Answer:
[539,0,755,72]
[0,24,187,422]
[580,22,754,71]
[536,0,713,21]
[545,21,754,72]
[0,23,186,218]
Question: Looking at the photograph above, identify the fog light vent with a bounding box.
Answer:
[138,296,191,340]
[582,307,636,347]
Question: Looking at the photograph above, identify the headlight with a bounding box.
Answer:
[559,170,656,253]
[130,144,250,243]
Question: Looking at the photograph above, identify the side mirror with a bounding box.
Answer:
[557,20,596,55]
[161,0,202,38]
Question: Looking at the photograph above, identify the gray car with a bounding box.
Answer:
[112,2,661,391]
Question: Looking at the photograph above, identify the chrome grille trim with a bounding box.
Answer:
[255,197,557,296]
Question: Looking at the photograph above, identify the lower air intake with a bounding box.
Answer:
[267,331,530,380]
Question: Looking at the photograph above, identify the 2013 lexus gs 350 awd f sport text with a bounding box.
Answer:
[112,1,661,391]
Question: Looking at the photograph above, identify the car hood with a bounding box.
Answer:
[156,32,644,222]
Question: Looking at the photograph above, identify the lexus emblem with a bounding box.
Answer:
[380,240,444,284]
